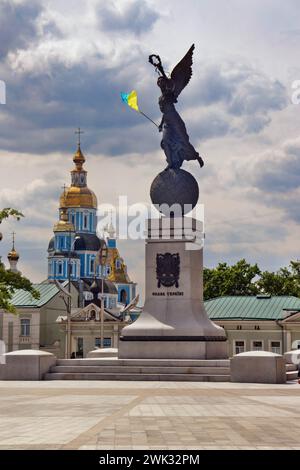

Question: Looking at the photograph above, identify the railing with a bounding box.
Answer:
[19,336,31,344]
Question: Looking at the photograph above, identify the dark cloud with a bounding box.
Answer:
[98,0,159,35]
[0,1,41,59]
[234,138,300,223]
[250,141,300,193]
[189,63,287,114]
[0,3,288,157]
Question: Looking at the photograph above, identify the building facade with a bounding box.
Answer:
[205,295,300,356]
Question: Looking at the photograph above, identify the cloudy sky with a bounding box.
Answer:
[0,0,300,299]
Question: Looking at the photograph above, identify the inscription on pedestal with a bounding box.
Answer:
[152,291,184,296]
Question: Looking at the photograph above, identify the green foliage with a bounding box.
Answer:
[203,259,260,300]
[0,262,40,313]
[0,207,39,313]
[0,208,24,223]
[257,262,300,297]
[204,258,300,300]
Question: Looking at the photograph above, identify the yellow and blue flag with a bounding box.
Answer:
[121,90,139,112]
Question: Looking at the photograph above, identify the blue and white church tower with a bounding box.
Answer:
[47,137,137,309]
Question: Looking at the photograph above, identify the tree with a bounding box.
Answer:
[0,208,39,313]
[257,262,300,297]
[203,259,261,300]
[0,208,23,223]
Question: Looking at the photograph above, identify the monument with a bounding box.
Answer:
[119,45,228,359]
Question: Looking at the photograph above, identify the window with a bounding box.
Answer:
[57,261,63,275]
[71,213,75,225]
[254,325,260,330]
[234,341,245,355]
[95,337,112,348]
[83,213,88,229]
[70,261,76,277]
[90,258,95,274]
[120,289,127,304]
[59,237,64,250]
[20,319,30,337]
[115,258,121,269]
[237,325,242,330]
[252,340,263,351]
[270,341,281,354]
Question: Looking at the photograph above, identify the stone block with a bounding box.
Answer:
[87,348,118,358]
[231,351,286,384]
[0,349,56,381]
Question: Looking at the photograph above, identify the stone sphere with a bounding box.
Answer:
[150,168,199,216]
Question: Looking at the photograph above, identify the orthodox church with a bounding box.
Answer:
[47,137,137,311]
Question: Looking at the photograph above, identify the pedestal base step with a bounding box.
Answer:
[44,358,230,382]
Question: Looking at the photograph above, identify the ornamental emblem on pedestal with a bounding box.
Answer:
[156,253,180,288]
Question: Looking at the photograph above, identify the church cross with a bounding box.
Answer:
[75,127,84,146]
[11,231,16,250]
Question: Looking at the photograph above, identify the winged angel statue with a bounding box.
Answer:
[149,45,204,170]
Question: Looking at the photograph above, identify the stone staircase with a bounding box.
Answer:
[286,363,298,381]
[44,358,231,382]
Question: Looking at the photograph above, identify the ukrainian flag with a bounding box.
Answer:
[121,90,139,112]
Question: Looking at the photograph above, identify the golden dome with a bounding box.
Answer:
[59,143,98,209]
[7,248,19,261]
[73,145,85,170]
[53,208,75,232]
[59,186,97,209]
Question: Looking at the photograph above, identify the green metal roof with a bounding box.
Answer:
[204,295,300,321]
[11,282,62,308]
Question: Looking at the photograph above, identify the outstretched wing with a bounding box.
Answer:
[171,44,195,98]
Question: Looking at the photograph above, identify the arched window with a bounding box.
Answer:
[120,289,127,305]
[70,261,76,277]
[57,261,63,276]
[115,258,121,269]
[83,213,88,229]
[90,258,95,274]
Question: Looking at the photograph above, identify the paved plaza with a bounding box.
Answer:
[0,380,299,450]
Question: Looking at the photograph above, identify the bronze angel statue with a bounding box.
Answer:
[149,44,204,170]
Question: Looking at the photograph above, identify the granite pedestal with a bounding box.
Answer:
[119,217,228,359]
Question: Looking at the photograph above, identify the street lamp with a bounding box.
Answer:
[98,240,108,349]
[66,233,80,359]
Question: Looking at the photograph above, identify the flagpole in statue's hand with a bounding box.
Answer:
[121,91,159,128]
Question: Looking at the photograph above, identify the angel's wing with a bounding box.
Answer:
[171,44,195,99]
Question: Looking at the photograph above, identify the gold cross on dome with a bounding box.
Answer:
[11,231,16,249]
[75,127,84,146]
